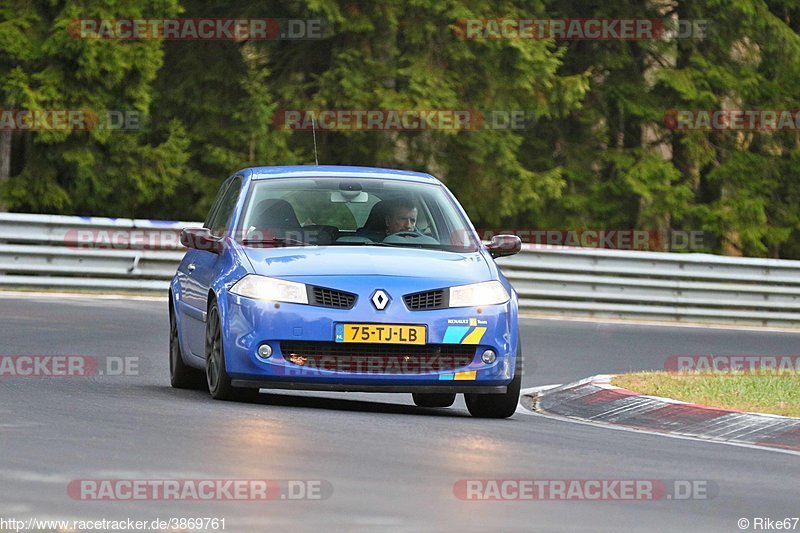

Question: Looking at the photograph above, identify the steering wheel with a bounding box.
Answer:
[383,229,439,245]
[390,230,424,238]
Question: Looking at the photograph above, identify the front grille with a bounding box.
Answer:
[404,289,446,310]
[280,341,474,374]
[310,287,356,309]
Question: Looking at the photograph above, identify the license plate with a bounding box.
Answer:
[336,324,426,345]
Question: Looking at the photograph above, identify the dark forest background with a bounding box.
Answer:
[2,0,800,257]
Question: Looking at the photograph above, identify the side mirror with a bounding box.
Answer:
[487,234,521,258]
[180,228,222,253]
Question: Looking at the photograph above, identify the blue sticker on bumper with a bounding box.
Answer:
[443,326,469,344]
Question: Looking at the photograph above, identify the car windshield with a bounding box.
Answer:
[236,177,480,253]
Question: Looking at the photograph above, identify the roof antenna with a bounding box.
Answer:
[311,113,319,166]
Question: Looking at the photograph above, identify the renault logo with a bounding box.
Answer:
[371,289,390,310]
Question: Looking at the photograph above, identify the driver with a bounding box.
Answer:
[384,198,417,235]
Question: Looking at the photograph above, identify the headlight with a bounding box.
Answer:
[448,281,509,308]
[230,275,308,304]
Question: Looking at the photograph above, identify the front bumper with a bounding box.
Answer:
[218,277,518,391]
[230,380,507,393]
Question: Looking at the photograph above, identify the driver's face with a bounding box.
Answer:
[386,207,417,234]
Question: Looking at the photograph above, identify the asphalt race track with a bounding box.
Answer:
[1,295,799,532]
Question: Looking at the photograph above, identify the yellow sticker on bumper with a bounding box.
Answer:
[460,327,486,344]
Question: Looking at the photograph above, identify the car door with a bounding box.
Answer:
[180,175,244,356]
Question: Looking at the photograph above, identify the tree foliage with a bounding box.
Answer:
[2,0,799,257]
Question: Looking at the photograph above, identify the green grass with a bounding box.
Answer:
[611,372,800,418]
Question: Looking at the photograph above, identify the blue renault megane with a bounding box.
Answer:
[169,166,523,418]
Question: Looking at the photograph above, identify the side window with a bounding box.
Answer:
[203,180,232,229]
[207,176,243,236]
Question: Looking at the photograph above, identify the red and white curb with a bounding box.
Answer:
[519,375,800,455]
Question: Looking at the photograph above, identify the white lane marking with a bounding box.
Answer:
[0,290,166,302]
[519,313,800,334]
[0,468,220,482]
[515,388,800,458]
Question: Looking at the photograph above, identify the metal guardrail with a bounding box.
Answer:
[495,248,800,326]
[0,213,199,293]
[1,212,799,326]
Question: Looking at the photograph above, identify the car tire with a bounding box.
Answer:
[464,345,523,419]
[170,304,207,390]
[205,300,260,402]
[412,393,456,408]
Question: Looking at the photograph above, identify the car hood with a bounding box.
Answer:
[242,245,491,284]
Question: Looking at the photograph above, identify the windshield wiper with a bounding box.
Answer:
[331,241,476,252]
[330,240,407,247]
[242,237,310,247]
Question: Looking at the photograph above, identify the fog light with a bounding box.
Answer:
[481,349,497,364]
[257,344,273,359]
